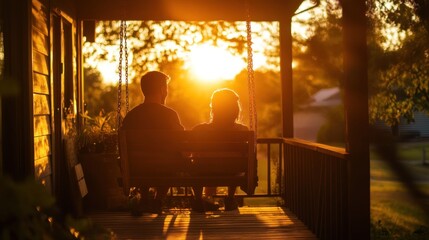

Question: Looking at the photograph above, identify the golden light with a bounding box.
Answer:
[186,44,245,83]
[98,61,119,85]
[292,60,298,68]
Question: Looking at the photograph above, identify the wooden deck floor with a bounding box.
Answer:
[89,207,317,239]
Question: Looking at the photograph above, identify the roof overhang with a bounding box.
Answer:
[77,0,304,21]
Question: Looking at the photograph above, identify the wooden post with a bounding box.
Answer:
[1,0,34,179]
[280,19,293,138]
[83,20,96,42]
[280,17,294,207]
[342,0,370,239]
[76,20,84,132]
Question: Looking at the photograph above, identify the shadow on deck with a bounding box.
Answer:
[89,206,317,239]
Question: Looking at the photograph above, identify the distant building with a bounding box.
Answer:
[302,87,429,140]
[396,112,429,139]
[294,87,342,142]
[303,87,341,108]
[373,111,429,140]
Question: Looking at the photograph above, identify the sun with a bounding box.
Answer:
[186,44,245,83]
[97,61,118,85]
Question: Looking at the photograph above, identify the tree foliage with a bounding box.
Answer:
[84,21,256,82]
[82,0,429,139]
[294,0,429,127]
[368,0,429,126]
[292,0,343,107]
[83,20,283,135]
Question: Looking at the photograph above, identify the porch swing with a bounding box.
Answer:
[117,8,258,197]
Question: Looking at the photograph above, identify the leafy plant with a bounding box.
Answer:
[78,110,118,153]
[317,105,345,145]
[0,176,115,240]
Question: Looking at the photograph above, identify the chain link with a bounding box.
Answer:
[117,20,130,130]
[117,20,124,130]
[246,2,257,136]
[124,21,129,114]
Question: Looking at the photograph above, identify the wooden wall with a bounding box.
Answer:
[32,0,53,191]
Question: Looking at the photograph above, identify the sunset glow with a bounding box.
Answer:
[83,21,277,86]
[186,44,245,83]
[98,61,119,85]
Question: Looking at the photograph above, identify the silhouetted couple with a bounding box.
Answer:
[121,71,247,213]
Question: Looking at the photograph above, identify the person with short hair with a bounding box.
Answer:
[122,71,184,131]
[121,71,184,214]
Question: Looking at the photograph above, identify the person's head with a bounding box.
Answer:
[210,88,242,124]
[140,71,170,104]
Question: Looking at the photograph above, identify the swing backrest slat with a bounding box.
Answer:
[119,130,257,195]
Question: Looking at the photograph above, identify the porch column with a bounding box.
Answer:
[342,0,370,239]
[279,18,293,138]
[1,0,34,179]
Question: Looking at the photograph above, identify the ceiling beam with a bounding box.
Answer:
[77,0,304,21]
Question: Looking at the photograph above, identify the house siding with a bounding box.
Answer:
[32,0,53,191]
[372,112,429,139]
[399,112,429,138]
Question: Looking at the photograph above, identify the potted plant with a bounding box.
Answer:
[78,110,126,211]
[78,110,117,154]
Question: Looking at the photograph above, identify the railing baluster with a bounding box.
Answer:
[283,138,348,240]
[267,143,271,195]
[255,138,283,197]
[279,142,283,196]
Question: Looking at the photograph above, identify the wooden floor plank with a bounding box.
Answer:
[89,207,317,239]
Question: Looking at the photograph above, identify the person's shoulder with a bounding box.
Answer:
[148,103,178,115]
[162,105,179,114]
[192,123,211,131]
[122,104,142,121]
[234,123,249,131]
[125,104,144,115]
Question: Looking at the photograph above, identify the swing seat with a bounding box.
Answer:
[119,130,257,196]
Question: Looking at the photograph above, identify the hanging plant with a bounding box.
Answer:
[78,110,118,154]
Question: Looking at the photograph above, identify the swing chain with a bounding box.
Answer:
[117,20,130,130]
[117,20,124,129]
[246,2,257,135]
[124,21,129,114]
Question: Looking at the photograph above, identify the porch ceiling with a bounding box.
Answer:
[77,0,304,21]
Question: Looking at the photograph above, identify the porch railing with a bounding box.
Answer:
[253,137,285,197]
[284,138,349,240]
[166,137,349,239]
[124,136,349,239]
[168,137,285,198]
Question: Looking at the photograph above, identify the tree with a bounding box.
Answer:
[367,0,429,127]
[292,0,343,108]
[83,67,105,115]
[293,0,429,129]
[83,21,251,83]
[83,20,286,134]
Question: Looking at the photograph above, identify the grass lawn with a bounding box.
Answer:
[370,142,429,239]
[371,180,429,239]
